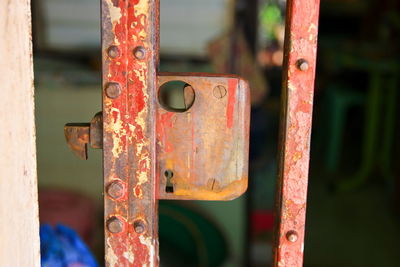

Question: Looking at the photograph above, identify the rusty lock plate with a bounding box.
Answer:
[156,73,250,200]
[65,74,250,200]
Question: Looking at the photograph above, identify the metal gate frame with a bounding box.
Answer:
[101,0,159,265]
[273,0,320,266]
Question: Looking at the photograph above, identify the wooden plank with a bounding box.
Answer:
[0,0,40,267]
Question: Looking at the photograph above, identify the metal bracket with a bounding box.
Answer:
[64,112,103,160]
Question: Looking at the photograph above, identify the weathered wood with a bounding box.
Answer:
[0,0,40,266]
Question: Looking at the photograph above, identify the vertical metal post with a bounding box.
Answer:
[102,0,159,266]
[273,0,320,266]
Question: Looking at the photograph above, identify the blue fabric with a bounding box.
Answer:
[40,224,99,267]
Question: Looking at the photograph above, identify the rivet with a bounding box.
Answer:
[134,219,146,234]
[286,230,298,243]
[133,46,146,60]
[107,45,120,59]
[107,216,124,234]
[297,59,309,71]
[213,85,227,99]
[106,181,124,199]
[105,82,121,99]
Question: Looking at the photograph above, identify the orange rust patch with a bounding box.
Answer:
[172,177,248,201]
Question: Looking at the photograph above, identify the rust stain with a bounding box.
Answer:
[172,177,247,201]
[156,74,250,201]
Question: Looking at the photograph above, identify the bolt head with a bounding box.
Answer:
[107,181,124,199]
[134,220,146,234]
[107,46,120,59]
[213,85,227,99]
[286,230,298,243]
[297,59,309,71]
[105,83,122,99]
[107,217,124,233]
[133,46,146,60]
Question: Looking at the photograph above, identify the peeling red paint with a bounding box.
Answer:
[101,0,250,265]
[226,79,237,129]
[273,0,320,266]
[102,0,158,266]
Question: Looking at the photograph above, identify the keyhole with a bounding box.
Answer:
[165,170,174,193]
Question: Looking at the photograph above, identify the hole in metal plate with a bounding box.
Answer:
[158,80,195,112]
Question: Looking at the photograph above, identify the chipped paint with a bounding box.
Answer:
[108,107,126,158]
[273,0,320,266]
[105,238,118,267]
[139,235,155,267]
[123,251,134,263]
[102,0,158,266]
[105,0,122,25]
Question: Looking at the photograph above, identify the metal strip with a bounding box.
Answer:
[102,0,158,266]
[273,0,320,266]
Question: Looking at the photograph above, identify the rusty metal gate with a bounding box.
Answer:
[64,0,320,266]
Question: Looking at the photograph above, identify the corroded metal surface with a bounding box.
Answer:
[66,0,250,265]
[273,0,320,266]
[90,112,103,149]
[64,112,103,160]
[156,73,250,200]
[64,123,90,160]
[101,0,158,266]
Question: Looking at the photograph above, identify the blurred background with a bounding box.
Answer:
[32,0,400,266]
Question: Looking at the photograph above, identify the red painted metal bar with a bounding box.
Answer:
[273,0,320,266]
[102,0,159,266]
[62,0,250,265]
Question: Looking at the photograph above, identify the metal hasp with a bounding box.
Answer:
[64,112,103,160]
[273,0,320,266]
[65,0,250,266]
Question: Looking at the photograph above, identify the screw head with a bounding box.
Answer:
[286,230,298,243]
[107,45,120,59]
[297,59,309,71]
[134,220,146,234]
[105,83,122,99]
[107,217,124,233]
[133,46,146,60]
[107,181,124,199]
[213,85,227,99]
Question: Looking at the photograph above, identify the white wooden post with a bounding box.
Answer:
[0,0,40,266]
